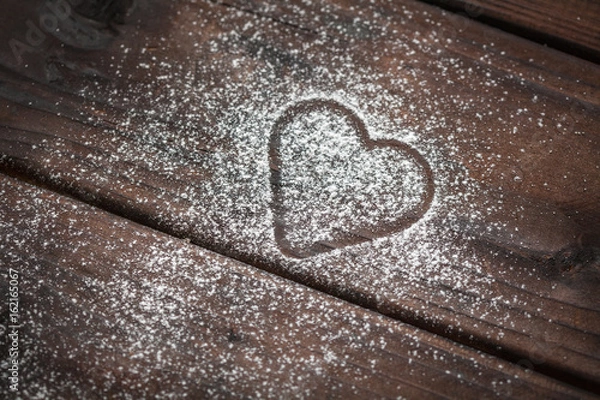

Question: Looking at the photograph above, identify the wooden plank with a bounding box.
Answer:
[1,173,592,399]
[1,0,599,391]
[418,0,600,62]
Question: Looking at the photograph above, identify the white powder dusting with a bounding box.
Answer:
[271,99,433,257]
[19,0,594,340]
[0,178,590,399]
[15,0,593,328]
[2,0,599,396]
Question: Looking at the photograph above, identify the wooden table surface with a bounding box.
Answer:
[1,0,599,398]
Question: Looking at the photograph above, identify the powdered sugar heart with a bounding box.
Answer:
[270,99,434,258]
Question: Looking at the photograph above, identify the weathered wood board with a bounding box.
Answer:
[420,0,600,62]
[2,173,594,399]
[1,0,599,393]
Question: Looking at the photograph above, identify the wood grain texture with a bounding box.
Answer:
[0,0,599,393]
[1,173,593,399]
[419,0,600,62]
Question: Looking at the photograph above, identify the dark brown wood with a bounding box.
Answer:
[1,0,599,394]
[2,173,592,399]
[418,0,600,62]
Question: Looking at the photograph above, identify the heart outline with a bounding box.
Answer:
[270,99,435,258]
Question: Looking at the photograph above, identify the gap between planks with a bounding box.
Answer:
[414,0,600,63]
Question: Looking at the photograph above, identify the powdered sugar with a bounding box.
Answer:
[49,0,542,309]
[20,1,591,325]
[270,98,433,257]
[3,0,599,395]
[0,176,590,399]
